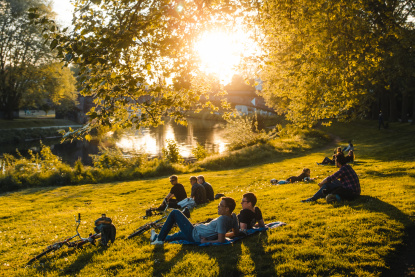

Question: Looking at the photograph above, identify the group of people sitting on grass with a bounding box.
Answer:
[156,175,214,211]
[271,141,360,204]
[150,192,264,245]
[317,146,355,166]
[150,140,361,245]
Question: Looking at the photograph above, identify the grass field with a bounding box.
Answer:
[0,120,414,276]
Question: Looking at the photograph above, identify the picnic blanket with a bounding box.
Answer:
[169,221,286,246]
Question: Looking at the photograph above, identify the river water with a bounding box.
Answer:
[2,118,228,165]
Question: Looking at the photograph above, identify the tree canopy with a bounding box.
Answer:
[29,0,415,132]
[21,63,77,114]
[30,0,246,138]
[257,0,415,127]
[0,0,56,119]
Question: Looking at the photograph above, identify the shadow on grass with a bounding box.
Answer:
[348,195,412,226]
[151,232,277,276]
[364,169,409,178]
[61,246,108,275]
[346,195,414,276]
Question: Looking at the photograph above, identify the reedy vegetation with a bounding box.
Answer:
[0,121,414,276]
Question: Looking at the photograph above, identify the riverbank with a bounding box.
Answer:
[1,120,414,276]
[0,118,80,129]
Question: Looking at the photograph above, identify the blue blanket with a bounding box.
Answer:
[169,221,286,246]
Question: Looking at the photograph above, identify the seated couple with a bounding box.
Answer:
[318,147,355,165]
[156,175,215,211]
[150,193,264,244]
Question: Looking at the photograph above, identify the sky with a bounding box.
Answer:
[50,0,254,84]
[52,0,73,27]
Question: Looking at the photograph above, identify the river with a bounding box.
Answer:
[1,118,228,165]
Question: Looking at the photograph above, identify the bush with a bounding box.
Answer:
[225,114,270,151]
[162,139,182,163]
[192,143,209,160]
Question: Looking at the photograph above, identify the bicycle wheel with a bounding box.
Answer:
[127,225,150,239]
[26,247,54,266]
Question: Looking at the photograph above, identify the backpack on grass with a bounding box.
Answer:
[94,215,116,246]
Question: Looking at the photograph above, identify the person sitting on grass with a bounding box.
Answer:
[150,197,239,245]
[286,168,315,183]
[190,176,207,205]
[156,175,187,211]
[342,140,354,152]
[344,150,355,164]
[302,154,360,203]
[197,175,215,202]
[317,147,344,165]
[226,192,265,237]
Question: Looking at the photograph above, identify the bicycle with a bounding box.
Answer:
[128,201,170,239]
[127,202,192,239]
[26,214,101,266]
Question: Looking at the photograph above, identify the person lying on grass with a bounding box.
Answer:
[302,154,361,203]
[271,168,315,184]
[286,168,316,183]
[156,175,187,211]
[150,197,239,245]
[226,192,265,237]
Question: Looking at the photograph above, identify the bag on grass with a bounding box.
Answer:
[177,198,197,209]
[94,215,116,246]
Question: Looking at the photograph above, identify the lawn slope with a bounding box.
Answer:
[0,120,414,276]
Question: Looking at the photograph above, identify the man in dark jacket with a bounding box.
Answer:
[197,175,214,202]
[190,176,206,205]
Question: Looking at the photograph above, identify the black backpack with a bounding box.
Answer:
[94,216,116,246]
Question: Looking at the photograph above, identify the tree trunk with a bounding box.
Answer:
[372,94,381,120]
[389,92,398,122]
[412,94,415,125]
[401,91,409,123]
[381,91,389,120]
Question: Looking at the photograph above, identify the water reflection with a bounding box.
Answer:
[115,118,228,158]
[0,118,228,165]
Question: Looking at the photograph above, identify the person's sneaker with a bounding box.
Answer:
[301,198,315,203]
[326,194,338,204]
[150,239,164,245]
[182,207,191,219]
[150,229,158,242]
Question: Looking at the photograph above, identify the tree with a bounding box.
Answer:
[256,0,415,127]
[0,0,55,119]
[21,62,78,114]
[225,74,256,91]
[31,0,241,138]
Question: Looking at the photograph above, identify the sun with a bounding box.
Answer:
[194,29,255,85]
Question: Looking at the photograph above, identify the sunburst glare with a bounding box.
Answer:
[194,29,256,84]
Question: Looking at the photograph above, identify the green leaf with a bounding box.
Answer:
[50,39,58,50]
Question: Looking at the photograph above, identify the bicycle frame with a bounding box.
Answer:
[26,214,101,266]
[127,201,170,239]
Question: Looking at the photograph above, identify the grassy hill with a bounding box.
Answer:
[1,120,414,276]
